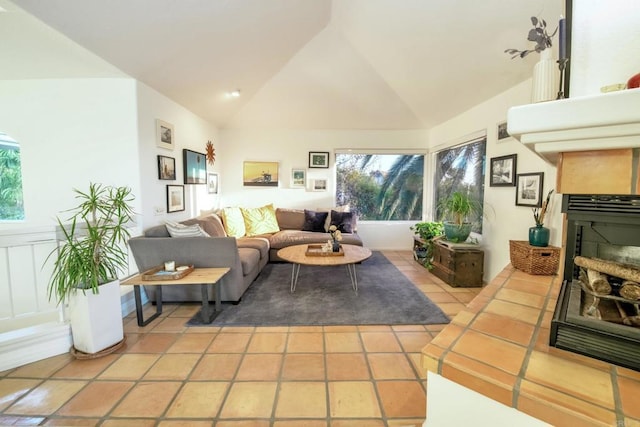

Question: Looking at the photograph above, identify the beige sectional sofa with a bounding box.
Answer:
[128,206,363,303]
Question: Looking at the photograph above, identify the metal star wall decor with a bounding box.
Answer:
[205,140,216,166]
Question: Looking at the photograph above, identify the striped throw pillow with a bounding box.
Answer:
[165,221,210,238]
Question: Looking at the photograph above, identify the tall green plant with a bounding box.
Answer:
[438,191,482,225]
[46,183,135,304]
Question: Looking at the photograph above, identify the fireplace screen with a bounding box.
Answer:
[551,194,640,371]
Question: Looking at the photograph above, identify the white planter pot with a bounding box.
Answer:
[531,48,557,103]
[67,279,124,354]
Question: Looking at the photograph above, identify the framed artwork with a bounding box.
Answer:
[311,178,327,192]
[243,161,279,187]
[489,154,517,187]
[207,173,219,194]
[309,151,329,168]
[157,155,176,180]
[166,185,185,213]
[497,121,510,141]
[515,172,544,207]
[156,119,174,150]
[291,169,306,188]
[183,149,207,184]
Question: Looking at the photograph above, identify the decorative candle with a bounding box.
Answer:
[164,260,175,271]
[559,15,567,60]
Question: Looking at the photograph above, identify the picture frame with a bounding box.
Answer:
[489,154,517,187]
[157,155,176,180]
[243,161,279,187]
[309,151,330,169]
[515,172,544,207]
[497,121,510,141]
[183,149,207,184]
[207,173,219,194]
[166,185,185,213]
[311,178,327,192]
[156,119,174,150]
[290,168,306,188]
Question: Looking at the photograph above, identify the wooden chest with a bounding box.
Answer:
[431,240,484,287]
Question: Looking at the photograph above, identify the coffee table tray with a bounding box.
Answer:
[306,244,345,257]
[141,265,194,281]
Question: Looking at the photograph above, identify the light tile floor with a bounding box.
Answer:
[0,251,482,426]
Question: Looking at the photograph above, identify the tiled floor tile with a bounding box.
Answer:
[287,332,324,353]
[495,288,546,309]
[7,354,71,379]
[281,354,325,380]
[273,420,326,427]
[360,332,402,352]
[275,382,327,418]
[165,382,228,418]
[452,330,527,376]
[56,381,133,417]
[207,332,252,353]
[367,353,416,379]
[216,421,269,427]
[4,380,86,415]
[98,354,159,380]
[52,355,118,379]
[151,316,189,332]
[0,416,45,425]
[102,420,156,427]
[246,332,287,353]
[190,354,242,380]
[395,331,433,352]
[219,382,277,418]
[0,379,41,411]
[618,376,640,420]
[330,421,385,427]
[470,312,535,347]
[376,380,426,418]
[325,332,362,353]
[126,333,179,353]
[166,333,215,353]
[42,417,101,425]
[328,381,381,418]
[110,381,181,418]
[326,354,370,380]
[143,354,200,380]
[235,354,282,381]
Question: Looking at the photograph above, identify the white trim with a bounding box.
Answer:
[430,129,487,153]
[335,148,427,155]
[0,322,72,372]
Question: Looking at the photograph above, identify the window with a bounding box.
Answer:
[0,132,24,221]
[434,137,486,233]
[336,153,424,221]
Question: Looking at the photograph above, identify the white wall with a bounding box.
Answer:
[218,128,429,249]
[428,80,562,283]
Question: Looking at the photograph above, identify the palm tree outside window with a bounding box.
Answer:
[0,132,24,221]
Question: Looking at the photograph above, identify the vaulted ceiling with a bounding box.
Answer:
[10,0,562,130]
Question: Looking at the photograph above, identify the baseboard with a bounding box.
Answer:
[0,322,72,372]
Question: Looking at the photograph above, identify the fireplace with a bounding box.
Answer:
[550,194,640,371]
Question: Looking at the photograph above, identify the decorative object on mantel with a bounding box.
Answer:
[628,72,640,89]
[205,140,216,165]
[504,16,558,103]
[529,189,554,247]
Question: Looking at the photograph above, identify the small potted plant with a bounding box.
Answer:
[46,183,135,355]
[504,16,557,59]
[438,191,482,243]
[410,221,444,268]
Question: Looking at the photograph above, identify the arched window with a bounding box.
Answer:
[0,132,24,220]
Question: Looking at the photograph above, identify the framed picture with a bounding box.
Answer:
[497,121,510,141]
[166,185,185,213]
[311,178,327,192]
[207,173,219,194]
[291,168,306,188]
[183,149,207,184]
[156,119,174,150]
[309,151,329,168]
[515,172,544,207]
[157,155,176,180]
[243,161,279,187]
[489,154,517,187]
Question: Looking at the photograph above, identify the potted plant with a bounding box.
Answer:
[46,183,135,355]
[438,191,482,243]
[410,221,444,269]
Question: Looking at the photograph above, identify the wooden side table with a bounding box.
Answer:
[121,267,230,326]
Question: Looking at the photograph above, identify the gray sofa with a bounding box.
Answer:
[128,207,363,303]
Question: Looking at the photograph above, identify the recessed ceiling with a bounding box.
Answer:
[10,0,562,129]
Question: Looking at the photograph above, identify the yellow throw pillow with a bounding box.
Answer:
[241,204,281,236]
[221,207,246,237]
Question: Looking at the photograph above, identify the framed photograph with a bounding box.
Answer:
[166,185,185,213]
[183,149,207,184]
[157,155,176,180]
[311,178,327,192]
[291,168,306,188]
[489,154,517,187]
[156,119,174,150]
[207,173,219,194]
[309,151,329,168]
[497,121,510,141]
[243,161,279,187]
[515,172,544,207]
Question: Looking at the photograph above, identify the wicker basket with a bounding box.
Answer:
[509,240,560,275]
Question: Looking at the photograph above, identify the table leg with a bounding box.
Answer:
[134,285,162,326]
[199,283,222,323]
[290,263,301,292]
[346,264,358,294]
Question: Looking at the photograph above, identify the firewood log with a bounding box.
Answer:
[586,268,612,295]
[574,256,640,283]
[619,280,640,301]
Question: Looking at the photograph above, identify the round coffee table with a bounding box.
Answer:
[277,244,372,293]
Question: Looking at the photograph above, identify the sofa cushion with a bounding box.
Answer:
[302,210,329,232]
[317,204,350,231]
[330,210,354,234]
[165,221,210,237]
[237,237,270,260]
[269,229,363,250]
[275,208,305,230]
[221,207,246,237]
[144,224,171,237]
[238,247,261,276]
[182,214,226,237]
[241,204,280,236]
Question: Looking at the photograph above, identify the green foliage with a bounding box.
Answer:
[46,183,135,305]
[438,191,483,226]
[0,147,25,220]
[410,221,444,241]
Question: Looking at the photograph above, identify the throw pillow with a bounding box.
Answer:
[275,208,305,230]
[241,204,281,236]
[182,214,226,237]
[221,207,246,237]
[302,209,329,232]
[317,204,350,231]
[330,210,354,233]
[165,220,210,238]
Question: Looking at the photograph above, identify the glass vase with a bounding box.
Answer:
[529,224,550,247]
[332,241,341,252]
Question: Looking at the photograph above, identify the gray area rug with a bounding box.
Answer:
[187,251,450,326]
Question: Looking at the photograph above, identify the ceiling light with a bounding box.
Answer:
[226,89,241,98]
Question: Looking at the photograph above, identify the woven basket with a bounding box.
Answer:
[509,240,560,275]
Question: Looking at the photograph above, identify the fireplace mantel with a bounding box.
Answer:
[507,89,640,165]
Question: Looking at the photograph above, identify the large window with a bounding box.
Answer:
[0,132,24,221]
[434,138,486,233]
[336,153,424,221]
